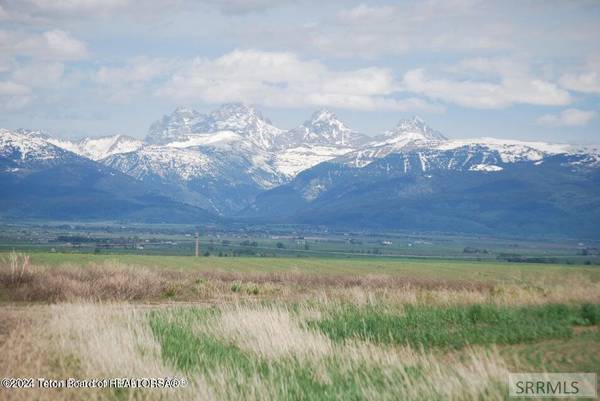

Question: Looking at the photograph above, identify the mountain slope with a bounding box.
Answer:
[102,143,283,214]
[244,128,600,237]
[146,103,283,150]
[273,110,366,178]
[275,110,367,149]
[0,129,214,222]
[103,105,366,213]
[3,107,600,237]
[46,134,143,161]
[246,154,600,237]
[340,116,447,168]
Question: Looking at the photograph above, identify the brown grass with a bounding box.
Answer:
[0,261,172,302]
[0,303,513,401]
[198,270,493,290]
[1,254,599,306]
[0,304,209,401]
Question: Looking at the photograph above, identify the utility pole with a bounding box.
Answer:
[195,230,199,257]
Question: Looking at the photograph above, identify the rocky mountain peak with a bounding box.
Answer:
[387,116,447,142]
[146,107,202,145]
[277,109,366,149]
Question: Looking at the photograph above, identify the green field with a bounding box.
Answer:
[2,222,599,264]
[16,251,600,282]
[0,250,598,401]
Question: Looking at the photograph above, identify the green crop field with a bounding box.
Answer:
[14,251,600,282]
[1,250,598,401]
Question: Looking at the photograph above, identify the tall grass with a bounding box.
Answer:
[149,304,510,401]
[313,303,598,348]
[2,301,598,400]
[1,253,599,400]
[0,251,31,285]
[1,256,599,305]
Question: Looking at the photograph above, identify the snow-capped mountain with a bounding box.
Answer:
[103,104,291,214]
[102,142,284,214]
[276,110,367,149]
[272,110,367,178]
[386,116,446,142]
[0,129,78,170]
[147,103,282,151]
[146,107,202,145]
[46,134,143,161]
[195,103,283,150]
[435,138,598,164]
[341,117,447,168]
[2,105,599,234]
[339,116,600,171]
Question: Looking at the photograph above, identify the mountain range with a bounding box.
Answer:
[1,103,599,237]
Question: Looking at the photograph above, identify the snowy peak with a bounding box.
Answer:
[383,116,447,143]
[146,103,282,150]
[348,117,448,166]
[277,109,366,149]
[206,103,263,125]
[43,134,143,161]
[435,137,596,164]
[146,107,203,145]
[196,103,282,150]
[77,134,143,160]
[306,109,352,142]
[309,109,345,127]
[0,128,76,167]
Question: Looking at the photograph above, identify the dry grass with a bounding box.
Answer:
[156,303,511,401]
[0,252,597,400]
[1,255,599,306]
[2,301,597,400]
[218,305,332,360]
[0,304,212,401]
[0,258,177,302]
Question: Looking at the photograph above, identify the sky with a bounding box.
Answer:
[0,0,599,143]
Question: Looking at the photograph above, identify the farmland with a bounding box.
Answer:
[0,246,599,400]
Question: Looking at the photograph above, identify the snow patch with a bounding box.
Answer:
[469,164,503,172]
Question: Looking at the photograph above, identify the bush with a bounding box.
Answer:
[230,282,242,293]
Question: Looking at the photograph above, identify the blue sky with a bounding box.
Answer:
[0,0,599,143]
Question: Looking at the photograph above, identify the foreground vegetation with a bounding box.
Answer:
[0,251,598,400]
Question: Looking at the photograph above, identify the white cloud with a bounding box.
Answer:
[337,4,396,22]
[560,70,600,95]
[306,1,508,58]
[96,57,176,85]
[93,57,179,103]
[0,80,33,110]
[1,29,88,61]
[3,0,288,21]
[11,62,65,88]
[158,49,435,112]
[445,57,526,78]
[537,108,597,127]
[402,67,571,109]
[204,0,291,14]
[20,29,88,60]
[13,0,131,17]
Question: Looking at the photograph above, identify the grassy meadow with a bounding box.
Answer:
[0,251,599,400]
